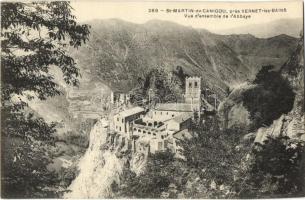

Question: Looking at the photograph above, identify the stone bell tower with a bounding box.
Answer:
[185,77,201,113]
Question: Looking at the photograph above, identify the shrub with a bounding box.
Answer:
[236,136,305,198]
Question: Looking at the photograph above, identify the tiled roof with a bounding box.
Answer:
[154,103,193,112]
[171,113,193,123]
[119,107,145,117]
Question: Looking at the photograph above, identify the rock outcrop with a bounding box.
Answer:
[254,114,304,144]
[254,36,304,143]
[64,117,149,198]
[64,119,125,198]
[218,82,255,128]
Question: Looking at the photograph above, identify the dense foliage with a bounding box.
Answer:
[116,115,304,198]
[1,2,89,197]
[130,67,184,106]
[116,116,249,198]
[118,151,184,198]
[173,66,189,89]
[242,65,295,130]
[177,117,248,198]
[235,136,305,198]
[1,112,58,198]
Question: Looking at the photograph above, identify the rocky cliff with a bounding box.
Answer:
[254,36,304,143]
[219,33,303,134]
[64,118,147,198]
[64,119,124,198]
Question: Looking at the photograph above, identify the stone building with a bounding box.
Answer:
[184,77,201,114]
[113,106,145,136]
[150,103,193,121]
[150,77,202,120]
[111,76,202,155]
[166,113,192,132]
[110,90,131,108]
[132,117,167,139]
[130,112,192,153]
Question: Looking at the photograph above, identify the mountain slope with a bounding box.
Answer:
[69,19,299,98]
[215,33,299,72]
[216,18,303,38]
[27,19,300,131]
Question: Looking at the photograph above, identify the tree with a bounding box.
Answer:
[130,67,183,106]
[177,116,247,198]
[242,65,295,130]
[173,65,189,89]
[1,2,90,198]
[236,136,305,198]
[1,2,90,101]
[116,117,250,199]
[1,113,59,198]
[117,151,183,198]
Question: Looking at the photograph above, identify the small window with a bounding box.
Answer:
[172,114,175,117]
[166,112,168,115]
[161,112,162,115]
[161,135,164,139]
[189,82,192,87]
[122,119,124,123]
[117,118,119,122]
[195,81,198,87]
[134,128,137,131]
[119,127,121,131]
[143,131,146,134]
[148,132,151,135]
[138,130,141,133]
[153,133,156,136]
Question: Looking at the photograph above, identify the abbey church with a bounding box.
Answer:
[111,77,204,154]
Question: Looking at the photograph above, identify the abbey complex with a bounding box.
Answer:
[108,77,211,155]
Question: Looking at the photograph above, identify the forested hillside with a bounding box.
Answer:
[70,19,299,98]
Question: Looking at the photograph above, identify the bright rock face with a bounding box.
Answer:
[254,115,285,144]
[64,119,124,198]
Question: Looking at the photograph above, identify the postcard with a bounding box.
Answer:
[1,0,304,198]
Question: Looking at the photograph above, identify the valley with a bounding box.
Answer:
[22,19,305,198]
[2,2,303,198]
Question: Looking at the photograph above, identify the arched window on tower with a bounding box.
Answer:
[194,81,198,87]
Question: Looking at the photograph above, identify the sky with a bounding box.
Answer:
[70,0,303,32]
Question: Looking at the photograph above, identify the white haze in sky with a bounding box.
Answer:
[70,0,303,33]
